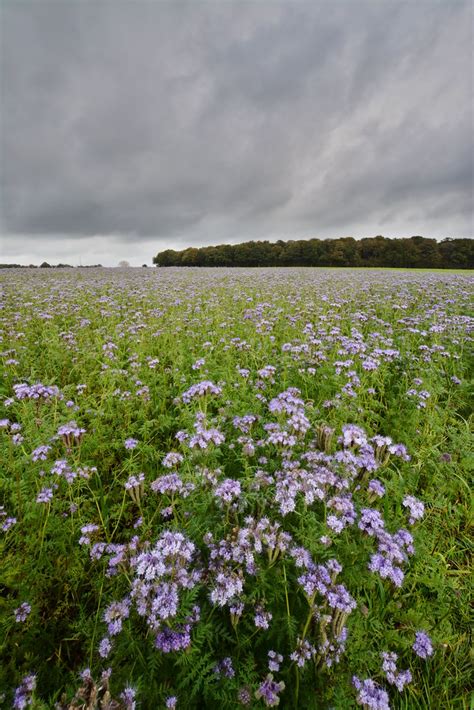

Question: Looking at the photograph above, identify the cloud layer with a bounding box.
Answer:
[1,0,472,265]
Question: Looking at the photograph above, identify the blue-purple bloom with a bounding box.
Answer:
[36,487,54,504]
[14,602,31,622]
[31,445,51,462]
[268,650,283,672]
[412,631,433,659]
[352,677,390,709]
[13,674,36,709]
[402,495,425,524]
[213,656,235,678]
[120,687,136,710]
[255,674,285,707]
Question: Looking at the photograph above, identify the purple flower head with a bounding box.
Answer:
[255,674,285,707]
[14,602,31,622]
[402,495,425,524]
[214,478,241,504]
[352,677,390,709]
[1,516,17,532]
[412,631,433,659]
[14,382,61,402]
[13,673,36,710]
[151,473,187,495]
[214,656,235,678]
[99,636,112,658]
[290,638,315,668]
[165,697,178,709]
[388,443,410,461]
[254,606,272,630]
[31,445,51,462]
[162,451,184,468]
[56,421,86,444]
[79,523,99,546]
[125,472,145,490]
[120,687,136,710]
[104,599,130,636]
[155,625,191,653]
[340,424,368,449]
[268,650,284,672]
[125,437,138,450]
[368,479,385,498]
[381,651,412,690]
[36,487,54,504]
[359,508,385,536]
[181,380,222,403]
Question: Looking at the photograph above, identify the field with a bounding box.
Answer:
[0,267,472,709]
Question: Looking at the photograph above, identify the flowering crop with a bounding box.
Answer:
[0,267,472,708]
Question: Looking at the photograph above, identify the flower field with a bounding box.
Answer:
[0,267,472,709]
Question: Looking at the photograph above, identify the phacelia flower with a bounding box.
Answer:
[412,631,433,659]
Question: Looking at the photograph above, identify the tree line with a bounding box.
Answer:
[153,236,473,269]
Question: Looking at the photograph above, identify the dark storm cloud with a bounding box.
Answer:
[0,0,472,264]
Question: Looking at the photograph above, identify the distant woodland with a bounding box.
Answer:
[153,236,473,269]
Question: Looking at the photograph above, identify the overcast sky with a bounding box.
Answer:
[0,0,472,266]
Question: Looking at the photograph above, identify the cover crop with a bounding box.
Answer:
[0,267,472,708]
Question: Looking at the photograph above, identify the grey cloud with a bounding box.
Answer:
[0,0,472,265]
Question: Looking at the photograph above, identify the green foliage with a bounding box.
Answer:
[153,236,474,269]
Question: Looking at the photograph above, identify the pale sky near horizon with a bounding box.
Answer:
[1,0,472,266]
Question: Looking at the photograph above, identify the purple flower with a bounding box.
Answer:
[104,599,130,636]
[255,674,285,707]
[368,553,404,587]
[31,445,51,462]
[14,602,31,622]
[214,656,235,678]
[124,438,138,450]
[13,382,61,401]
[412,631,433,659]
[99,636,112,658]
[181,380,222,403]
[1,516,16,532]
[155,626,191,653]
[290,638,315,668]
[13,673,36,709]
[125,472,145,490]
[268,650,284,672]
[36,487,54,504]
[214,479,241,504]
[120,687,136,710]
[368,479,385,497]
[402,495,425,524]
[254,606,272,629]
[352,677,390,709]
[78,523,99,546]
[56,421,85,446]
[381,651,412,691]
[359,508,385,536]
[165,697,177,709]
[162,452,184,468]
